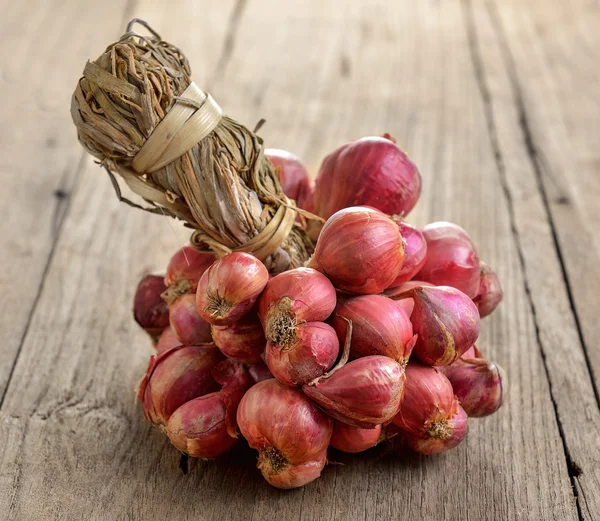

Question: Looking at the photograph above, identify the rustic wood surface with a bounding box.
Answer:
[0,0,598,520]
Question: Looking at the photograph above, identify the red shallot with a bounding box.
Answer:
[196,252,269,326]
[237,379,333,489]
[308,207,405,294]
[417,222,481,298]
[313,136,422,220]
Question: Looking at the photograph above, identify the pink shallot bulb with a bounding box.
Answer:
[303,347,405,428]
[313,136,422,220]
[388,221,427,287]
[258,267,336,345]
[237,379,333,489]
[405,405,468,455]
[384,280,434,318]
[133,274,170,340]
[392,362,468,454]
[264,321,339,386]
[417,222,481,298]
[330,295,416,364]
[155,326,181,355]
[196,252,269,326]
[330,422,382,453]
[308,207,405,294]
[393,285,480,366]
[211,314,266,364]
[265,148,314,211]
[473,261,503,317]
[165,244,215,299]
[438,348,506,417]
[137,344,224,427]
[166,360,250,459]
[169,293,213,345]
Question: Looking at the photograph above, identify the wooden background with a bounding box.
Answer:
[1,0,599,519]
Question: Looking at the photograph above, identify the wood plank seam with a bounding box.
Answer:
[462,1,593,520]
[0,151,86,410]
[485,0,600,408]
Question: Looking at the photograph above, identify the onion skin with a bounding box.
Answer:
[388,221,427,287]
[417,222,481,298]
[169,294,213,345]
[265,148,313,211]
[330,295,415,363]
[303,355,405,428]
[212,315,266,364]
[265,322,339,386]
[165,244,215,294]
[438,351,506,417]
[137,345,224,427]
[330,422,382,453]
[156,326,182,355]
[392,362,467,454]
[313,136,422,220]
[133,274,169,340]
[258,267,337,326]
[405,405,468,455]
[237,379,333,489]
[196,252,269,326]
[247,361,274,386]
[473,261,503,318]
[384,280,434,318]
[308,207,405,295]
[166,360,250,458]
[258,268,336,349]
[405,286,480,366]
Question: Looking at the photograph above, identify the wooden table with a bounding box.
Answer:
[1,0,599,519]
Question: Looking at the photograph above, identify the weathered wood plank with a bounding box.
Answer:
[466,1,600,519]
[489,0,600,398]
[0,0,133,400]
[0,0,584,520]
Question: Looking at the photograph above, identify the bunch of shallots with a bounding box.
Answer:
[133,137,506,489]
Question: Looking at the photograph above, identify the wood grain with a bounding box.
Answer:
[466,1,600,519]
[0,0,596,520]
[0,0,133,400]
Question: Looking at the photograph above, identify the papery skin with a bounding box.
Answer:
[265,148,313,210]
[330,295,415,363]
[196,252,269,326]
[166,361,250,458]
[389,221,427,287]
[165,244,216,290]
[170,293,213,345]
[384,280,434,318]
[308,207,405,295]
[237,379,333,489]
[409,286,480,366]
[258,267,337,327]
[473,261,503,318]
[265,322,339,386]
[303,355,405,428]
[313,136,422,220]
[137,345,224,427]
[330,422,382,453]
[133,274,169,339]
[405,404,468,455]
[438,350,506,417]
[212,315,266,364]
[417,222,481,298]
[392,362,456,437]
[247,361,274,386]
[156,326,182,355]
